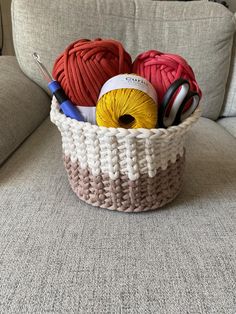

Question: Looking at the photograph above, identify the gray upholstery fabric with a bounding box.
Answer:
[12,0,235,120]
[0,0,14,55]
[0,56,50,165]
[222,30,236,117]
[218,116,236,136]
[228,0,236,12]
[0,117,236,313]
[0,4,2,52]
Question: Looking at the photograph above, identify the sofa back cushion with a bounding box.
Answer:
[222,31,236,117]
[12,0,236,120]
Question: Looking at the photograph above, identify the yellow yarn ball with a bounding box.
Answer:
[96,88,158,129]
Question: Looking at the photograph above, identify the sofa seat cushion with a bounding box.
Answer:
[0,56,50,165]
[0,117,236,313]
[218,117,236,137]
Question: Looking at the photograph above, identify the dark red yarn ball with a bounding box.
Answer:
[53,38,132,106]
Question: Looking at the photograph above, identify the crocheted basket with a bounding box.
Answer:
[50,97,201,212]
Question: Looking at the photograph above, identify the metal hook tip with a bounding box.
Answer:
[32,52,40,61]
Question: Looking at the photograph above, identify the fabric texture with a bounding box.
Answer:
[0,117,236,313]
[222,30,236,117]
[0,0,14,55]
[218,116,236,136]
[12,0,235,120]
[0,4,2,52]
[0,56,50,165]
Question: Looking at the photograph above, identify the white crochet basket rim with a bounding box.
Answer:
[50,97,202,138]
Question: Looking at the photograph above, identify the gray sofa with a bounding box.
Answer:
[0,0,236,313]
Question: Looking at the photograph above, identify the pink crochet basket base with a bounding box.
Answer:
[63,153,185,213]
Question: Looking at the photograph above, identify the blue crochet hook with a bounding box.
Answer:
[32,52,84,121]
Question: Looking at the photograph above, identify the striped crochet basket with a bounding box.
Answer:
[50,97,201,212]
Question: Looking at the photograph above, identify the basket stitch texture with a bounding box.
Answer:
[64,154,185,212]
[50,97,201,212]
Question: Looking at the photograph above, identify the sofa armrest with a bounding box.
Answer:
[0,56,50,165]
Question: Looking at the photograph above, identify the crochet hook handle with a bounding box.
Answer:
[32,53,84,122]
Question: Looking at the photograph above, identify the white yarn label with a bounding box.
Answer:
[78,106,97,125]
[98,74,157,104]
